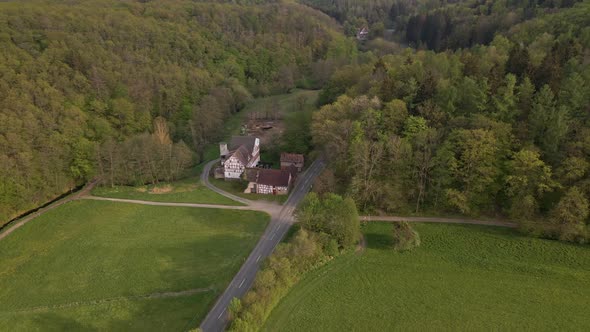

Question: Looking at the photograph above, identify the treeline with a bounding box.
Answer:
[313,3,590,242]
[403,0,583,50]
[228,193,360,331]
[0,0,356,224]
[96,118,193,186]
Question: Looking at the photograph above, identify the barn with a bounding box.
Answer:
[244,168,292,195]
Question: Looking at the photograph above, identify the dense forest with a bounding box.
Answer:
[312,1,590,242]
[3,0,590,243]
[301,0,584,50]
[0,0,358,225]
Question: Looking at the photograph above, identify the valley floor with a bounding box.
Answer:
[0,200,268,331]
[264,223,590,331]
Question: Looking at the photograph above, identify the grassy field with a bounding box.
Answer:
[0,200,269,331]
[92,175,243,206]
[210,178,288,204]
[264,223,590,331]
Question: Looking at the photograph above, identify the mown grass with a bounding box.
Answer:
[264,223,590,331]
[92,176,243,206]
[0,200,269,331]
[210,178,288,204]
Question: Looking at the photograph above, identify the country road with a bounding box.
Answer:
[199,158,326,332]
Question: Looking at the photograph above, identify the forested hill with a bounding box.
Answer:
[312,1,590,242]
[300,0,585,50]
[0,0,356,225]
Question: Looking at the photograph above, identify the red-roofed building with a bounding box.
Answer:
[244,168,292,195]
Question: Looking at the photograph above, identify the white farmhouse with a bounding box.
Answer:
[220,136,260,179]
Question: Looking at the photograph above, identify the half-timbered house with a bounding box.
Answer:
[220,136,260,179]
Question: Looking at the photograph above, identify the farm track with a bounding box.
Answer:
[360,216,517,228]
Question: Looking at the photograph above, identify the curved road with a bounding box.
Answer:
[199,158,326,332]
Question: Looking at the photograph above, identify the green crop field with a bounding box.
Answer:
[0,200,269,331]
[264,223,590,331]
[92,176,243,206]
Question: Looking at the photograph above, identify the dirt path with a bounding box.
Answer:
[201,159,253,206]
[80,195,280,214]
[0,179,99,242]
[360,215,517,228]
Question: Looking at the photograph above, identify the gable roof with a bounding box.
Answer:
[281,152,304,164]
[229,136,257,154]
[257,169,291,187]
[229,145,251,165]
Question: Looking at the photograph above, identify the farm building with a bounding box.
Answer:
[280,153,304,172]
[356,27,369,40]
[220,136,260,179]
[244,168,292,195]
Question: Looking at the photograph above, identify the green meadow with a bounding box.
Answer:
[0,200,268,331]
[92,176,242,206]
[264,222,590,331]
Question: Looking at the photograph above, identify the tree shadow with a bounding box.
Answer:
[364,231,393,250]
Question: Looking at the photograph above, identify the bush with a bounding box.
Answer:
[228,229,333,331]
[392,221,421,251]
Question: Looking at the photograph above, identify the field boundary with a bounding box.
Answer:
[0,180,98,242]
[0,287,214,315]
[361,215,517,228]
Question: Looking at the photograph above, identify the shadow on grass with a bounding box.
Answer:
[365,231,393,250]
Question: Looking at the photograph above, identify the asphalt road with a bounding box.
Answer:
[199,158,325,332]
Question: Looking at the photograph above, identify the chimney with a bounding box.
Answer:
[220,142,229,157]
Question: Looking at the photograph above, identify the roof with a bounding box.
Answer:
[280,152,304,164]
[285,164,299,178]
[229,145,250,165]
[257,169,291,187]
[243,168,259,182]
[229,136,257,154]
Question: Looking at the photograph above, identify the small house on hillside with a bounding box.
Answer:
[357,27,369,40]
[220,136,260,179]
[280,153,304,172]
[244,168,292,195]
